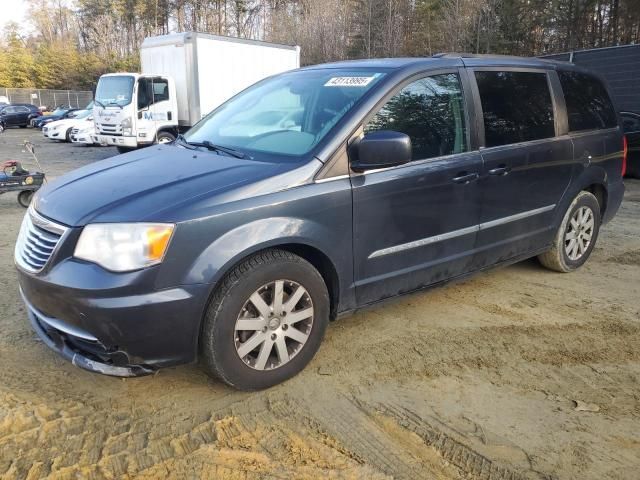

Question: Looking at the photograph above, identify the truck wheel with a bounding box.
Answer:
[200,249,330,390]
[538,191,601,272]
[18,191,34,208]
[155,131,175,144]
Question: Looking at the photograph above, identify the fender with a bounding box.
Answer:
[177,216,354,312]
[552,164,608,229]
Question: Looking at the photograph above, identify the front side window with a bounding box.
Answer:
[475,71,555,147]
[559,71,617,132]
[365,73,467,161]
[185,69,386,157]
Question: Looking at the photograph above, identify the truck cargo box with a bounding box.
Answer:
[141,32,300,127]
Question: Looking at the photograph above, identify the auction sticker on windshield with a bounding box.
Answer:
[324,76,376,87]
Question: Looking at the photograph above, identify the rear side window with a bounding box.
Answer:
[558,71,617,132]
[475,71,555,147]
[365,73,467,161]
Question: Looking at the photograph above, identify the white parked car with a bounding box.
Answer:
[43,110,93,142]
[70,121,101,145]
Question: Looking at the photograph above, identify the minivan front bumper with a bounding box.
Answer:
[17,264,210,377]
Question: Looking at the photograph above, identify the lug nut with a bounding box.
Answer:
[271,333,277,340]
[282,324,288,331]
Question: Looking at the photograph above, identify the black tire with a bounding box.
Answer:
[155,131,176,144]
[65,128,72,142]
[17,191,34,208]
[200,249,330,390]
[538,191,601,272]
[0,123,4,134]
[116,146,136,154]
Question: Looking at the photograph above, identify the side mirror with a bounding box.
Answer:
[349,130,412,172]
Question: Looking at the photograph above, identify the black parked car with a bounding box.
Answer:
[0,104,41,129]
[32,108,78,129]
[16,55,625,390]
[621,111,640,178]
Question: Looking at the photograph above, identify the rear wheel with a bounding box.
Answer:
[538,191,601,272]
[200,249,330,390]
[0,123,4,133]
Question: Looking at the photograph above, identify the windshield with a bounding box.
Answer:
[185,69,387,157]
[95,75,135,107]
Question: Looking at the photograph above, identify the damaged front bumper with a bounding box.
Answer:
[23,290,154,377]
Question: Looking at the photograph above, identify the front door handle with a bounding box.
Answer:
[452,172,479,184]
[488,165,511,176]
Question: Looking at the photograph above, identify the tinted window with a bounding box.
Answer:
[475,71,555,147]
[365,73,467,161]
[16,106,29,113]
[558,71,617,131]
[622,112,640,133]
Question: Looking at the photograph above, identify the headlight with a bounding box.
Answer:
[120,117,133,136]
[74,223,174,272]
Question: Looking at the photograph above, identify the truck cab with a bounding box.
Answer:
[94,73,178,152]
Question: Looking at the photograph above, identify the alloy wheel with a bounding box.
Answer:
[564,206,594,261]
[234,280,314,371]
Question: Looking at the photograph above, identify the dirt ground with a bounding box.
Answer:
[0,127,639,480]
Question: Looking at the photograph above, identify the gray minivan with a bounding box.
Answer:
[16,55,625,390]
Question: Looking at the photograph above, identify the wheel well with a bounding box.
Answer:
[584,183,607,217]
[277,244,340,321]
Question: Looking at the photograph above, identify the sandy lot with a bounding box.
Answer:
[1,128,639,480]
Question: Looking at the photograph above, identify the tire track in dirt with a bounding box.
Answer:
[0,389,386,479]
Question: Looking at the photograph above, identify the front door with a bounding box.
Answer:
[351,72,483,305]
[136,77,172,142]
[469,69,574,269]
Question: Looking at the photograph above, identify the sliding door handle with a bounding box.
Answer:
[488,165,511,176]
[452,172,479,184]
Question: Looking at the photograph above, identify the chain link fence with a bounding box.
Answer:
[0,87,93,110]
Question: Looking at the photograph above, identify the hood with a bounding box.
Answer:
[33,144,318,226]
[46,118,81,130]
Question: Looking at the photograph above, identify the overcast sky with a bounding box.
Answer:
[1,0,30,33]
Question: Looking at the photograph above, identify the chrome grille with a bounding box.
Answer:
[15,208,68,273]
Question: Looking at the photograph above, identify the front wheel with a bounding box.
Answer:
[17,190,34,208]
[155,131,175,144]
[200,249,330,390]
[538,191,601,272]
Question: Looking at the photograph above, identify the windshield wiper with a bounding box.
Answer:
[176,135,247,159]
[94,99,106,108]
[107,101,123,110]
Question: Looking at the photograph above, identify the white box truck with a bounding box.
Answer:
[93,32,300,152]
